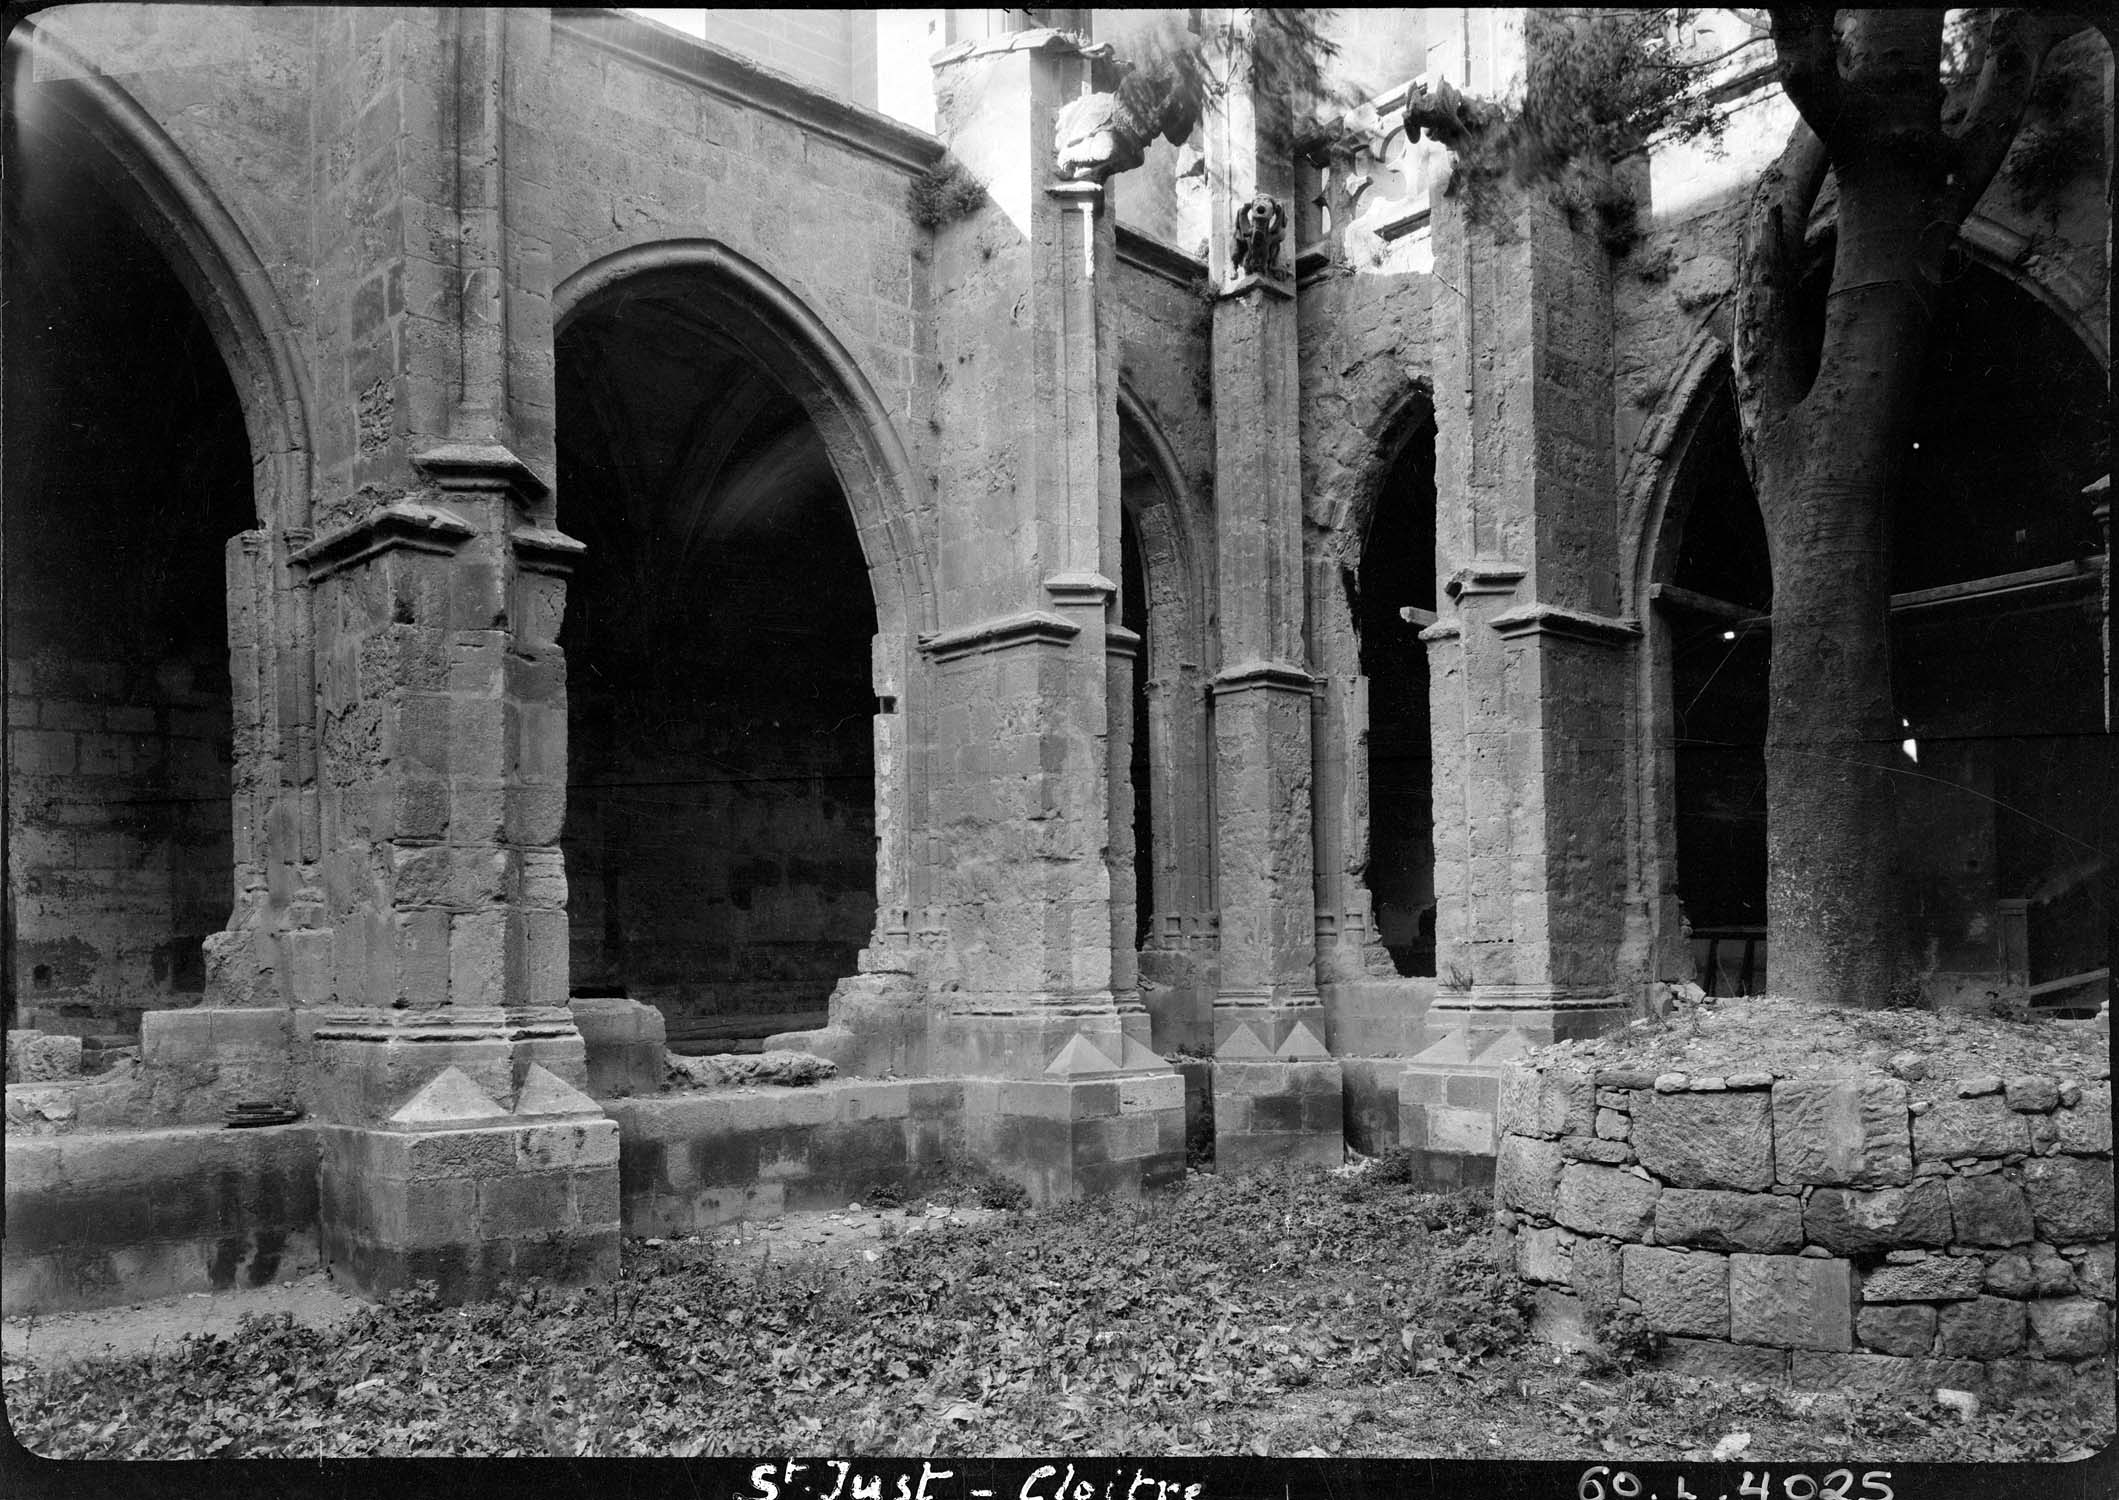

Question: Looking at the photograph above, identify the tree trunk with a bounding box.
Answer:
[1732,7,2076,1008]
[1753,426,1909,1006]
[1753,149,1943,1007]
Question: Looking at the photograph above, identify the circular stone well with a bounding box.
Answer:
[1492,994,2114,1401]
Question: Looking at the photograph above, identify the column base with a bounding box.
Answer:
[932,999,1154,1080]
[1397,990,1628,1184]
[316,1061,618,1305]
[962,1068,1186,1205]
[568,995,666,1098]
[1209,994,1344,1172]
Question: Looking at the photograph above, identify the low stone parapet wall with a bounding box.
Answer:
[608,1079,967,1233]
[4,1124,319,1315]
[1495,1032,2113,1394]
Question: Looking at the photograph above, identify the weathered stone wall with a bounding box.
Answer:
[540,13,936,504]
[1497,1054,2116,1393]
[4,142,257,1035]
[3,1124,319,1314]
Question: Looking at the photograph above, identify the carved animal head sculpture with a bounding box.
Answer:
[1053,73,1198,184]
[1230,193,1287,278]
[1054,92,1146,182]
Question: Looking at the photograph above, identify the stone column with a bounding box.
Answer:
[294,8,615,1301]
[1399,160,1638,1186]
[1202,34,1342,1172]
[921,30,1182,1202]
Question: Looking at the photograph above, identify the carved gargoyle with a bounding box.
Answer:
[1401,74,1501,151]
[1230,193,1287,279]
[1054,71,1197,183]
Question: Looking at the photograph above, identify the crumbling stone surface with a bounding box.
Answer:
[1553,1162,1659,1240]
[1803,1181,1953,1254]
[1497,1000,2110,1392]
[1654,1187,1801,1253]
[1912,1095,2032,1160]
[1631,1089,1773,1190]
[1495,1134,1566,1217]
[1771,1078,1913,1187]
[1937,1295,2027,1359]
[1856,1302,1936,1357]
[1621,1244,1728,1337]
[1730,1254,1856,1350]
[665,1050,841,1092]
[1863,1256,1988,1302]
[7,1033,83,1084]
[1946,1173,2035,1247]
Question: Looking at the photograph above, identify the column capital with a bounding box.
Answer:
[1488,602,1642,648]
[412,440,550,502]
[290,501,475,582]
[1444,563,1526,600]
[1211,659,1314,695]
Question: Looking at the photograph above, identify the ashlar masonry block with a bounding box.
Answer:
[1631,1089,1773,1190]
[1212,1055,1344,1176]
[1771,1077,1913,1186]
[1730,1253,1857,1351]
[317,1065,618,1304]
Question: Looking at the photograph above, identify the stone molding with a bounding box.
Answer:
[932,26,1092,68]
[1444,563,1527,599]
[1043,570,1117,608]
[1045,180,1103,208]
[920,609,1081,662]
[1217,270,1295,303]
[509,525,588,577]
[1106,624,1143,660]
[413,441,550,501]
[1210,659,1315,696]
[289,501,475,582]
[549,8,943,178]
[1434,987,1627,1013]
[1116,225,1206,287]
[1489,602,1644,648]
[306,1006,580,1044]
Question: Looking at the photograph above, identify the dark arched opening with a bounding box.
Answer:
[1889,258,2108,1012]
[1121,505,1153,950]
[1658,257,2108,1007]
[1356,430,1437,977]
[556,294,880,1052]
[1662,380,1773,995]
[3,135,252,1037]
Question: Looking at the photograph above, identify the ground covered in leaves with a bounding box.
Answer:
[5,1162,2109,1460]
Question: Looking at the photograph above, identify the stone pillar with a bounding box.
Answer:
[1399,159,1638,1185]
[294,8,615,1301]
[921,30,1182,1202]
[1203,33,1342,1172]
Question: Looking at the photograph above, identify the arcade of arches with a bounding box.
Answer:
[1,7,2108,1312]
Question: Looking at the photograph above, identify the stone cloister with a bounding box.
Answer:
[4,7,2110,1310]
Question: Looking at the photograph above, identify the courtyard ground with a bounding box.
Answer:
[4,1160,2109,1462]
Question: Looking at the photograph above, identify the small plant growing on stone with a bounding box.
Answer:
[975,1173,1029,1212]
[907,156,986,228]
[1442,963,1475,994]
[1416,9,1734,258]
[1584,1302,1666,1373]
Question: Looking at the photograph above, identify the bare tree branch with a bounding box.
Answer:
[1944,7,2081,222]
[1733,121,1830,464]
[1768,5,1845,148]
